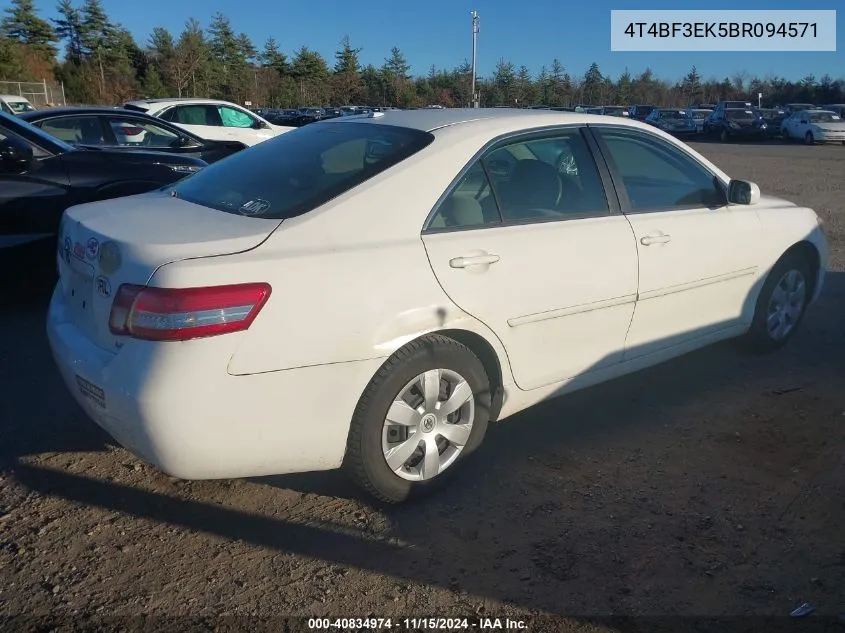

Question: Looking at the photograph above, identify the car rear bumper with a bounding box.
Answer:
[46,285,384,480]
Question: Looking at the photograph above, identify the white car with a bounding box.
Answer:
[0,94,36,115]
[123,98,293,146]
[780,109,845,144]
[47,109,827,503]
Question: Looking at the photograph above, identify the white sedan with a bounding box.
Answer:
[123,98,294,146]
[781,109,845,144]
[48,109,828,503]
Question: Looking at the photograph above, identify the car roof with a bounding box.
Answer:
[125,98,242,110]
[0,94,29,100]
[20,106,147,119]
[320,107,656,135]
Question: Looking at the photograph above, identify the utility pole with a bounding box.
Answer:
[471,10,480,108]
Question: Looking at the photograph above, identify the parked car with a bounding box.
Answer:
[821,104,845,118]
[627,104,656,121]
[645,108,698,136]
[784,103,815,114]
[599,105,629,117]
[0,94,36,115]
[46,108,827,503]
[755,107,789,137]
[686,108,713,134]
[780,109,845,144]
[0,111,206,253]
[704,107,768,142]
[123,98,293,146]
[260,108,302,127]
[322,108,344,120]
[19,107,247,164]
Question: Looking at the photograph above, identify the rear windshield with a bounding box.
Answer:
[170,122,434,219]
[726,109,755,120]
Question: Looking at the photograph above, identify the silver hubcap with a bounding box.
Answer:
[767,269,806,340]
[381,368,475,482]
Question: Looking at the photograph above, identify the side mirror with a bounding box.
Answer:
[251,120,269,130]
[0,136,34,171]
[728,179,761,205]
[179,135,201,148]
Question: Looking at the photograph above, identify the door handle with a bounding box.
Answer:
[640,233,672,246]
[449,254,500,268]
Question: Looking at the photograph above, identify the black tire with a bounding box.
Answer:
[805,132,814,145]
[781,129,791,142]
[719,128,729,143]
[344,334,491,504]
[743,252,812,353]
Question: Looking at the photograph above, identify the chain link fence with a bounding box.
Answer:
[0,80,66,107]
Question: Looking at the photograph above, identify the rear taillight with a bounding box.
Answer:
[119,125,144,136]
[108,283,271,341]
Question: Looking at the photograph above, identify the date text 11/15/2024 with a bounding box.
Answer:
[307,617,528,630]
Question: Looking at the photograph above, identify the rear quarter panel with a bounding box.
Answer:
[148,136,515,382]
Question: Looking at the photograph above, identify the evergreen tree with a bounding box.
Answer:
[1,0,57,58]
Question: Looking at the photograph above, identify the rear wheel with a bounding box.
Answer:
[781,129,791,142]
[744,253,812,352]
[719,128,729,143]
[344,334,491,503]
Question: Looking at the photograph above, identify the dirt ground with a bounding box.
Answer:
[1,140,844,632]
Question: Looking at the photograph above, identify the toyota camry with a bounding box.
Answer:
[48,109,827,503]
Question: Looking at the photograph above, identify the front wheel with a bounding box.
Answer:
[743,253,812,353]
[720,128,729,143]
[781,129,791,142]
[805,131,815,145]
[344,334,491,503]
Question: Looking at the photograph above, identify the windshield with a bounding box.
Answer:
[7,100,35,113]
[602,107,626,116]
[758,109,785,120]
[691,110,712,120]
[170,122,434,220]
[726,109,755,121]
[660,110,688,120]
[809,112,840,123]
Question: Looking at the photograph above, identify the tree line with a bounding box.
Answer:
[2,0,844,109]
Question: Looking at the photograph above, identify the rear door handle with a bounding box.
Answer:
[449,254,500,268]
[640,233,672,246]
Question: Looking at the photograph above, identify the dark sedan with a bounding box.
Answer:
[704,107,769,142]
[19,107,246,164]
[0,111,206,253]
[645,108,698,136]
[756,108,789,137]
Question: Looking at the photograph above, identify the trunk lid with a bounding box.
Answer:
[57,191,281,353]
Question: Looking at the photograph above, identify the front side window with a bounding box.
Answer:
[170,122,433,220]
[107,118,182,147]
[594,128,725,211]
[481,130,609,223]
[219,106,257,128]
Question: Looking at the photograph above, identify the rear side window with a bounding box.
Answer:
[170,122,434,220]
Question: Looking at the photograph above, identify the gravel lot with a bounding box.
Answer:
[1,141,843,631]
